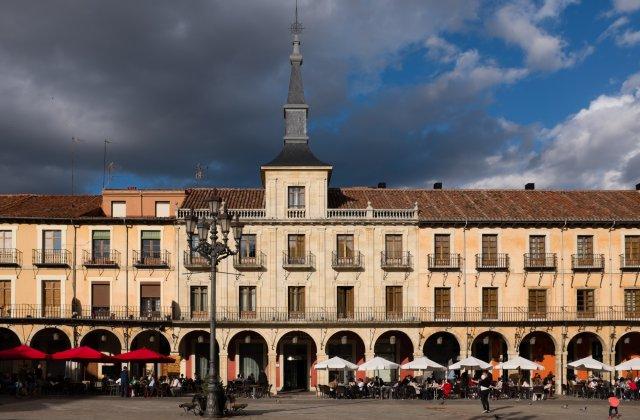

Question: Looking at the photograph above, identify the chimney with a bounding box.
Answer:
[377,182,386,189]
[525,183,535,190]
[433,182,442,190]
[636,183,640,191]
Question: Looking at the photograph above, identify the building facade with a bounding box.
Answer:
[1,27,640,393]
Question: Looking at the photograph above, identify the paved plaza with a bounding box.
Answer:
[0,394,637,419]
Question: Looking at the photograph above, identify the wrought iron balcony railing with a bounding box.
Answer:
[0,248,21,266]
[282,252,315,269]
[82,250,120,267]
[380,251,412,270]
[523,253,557,270]
[32,249,71,266]
[475,253,510,270]
[183,251,210,270]
[331,251,363,270]
[132,250,170,268]
[620,254,640,270]
[428,253,461,270]
[571,254,605,271]
[233,252,266,270]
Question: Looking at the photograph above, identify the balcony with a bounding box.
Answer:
[620,254,640,271]
[233,252,265,270]
[132,250,170,268]
[523,253,557,271]
[380,251,413,270]
[32,249,71,267]
[183,251,210,270]
[428,253,461,271]
[331,251,363,270]
[0,248,21,267]
[82,250,120,268]
[282,252,315,270]
[475,253,510,271]
[571,254,605,271]
[286,208,306,219]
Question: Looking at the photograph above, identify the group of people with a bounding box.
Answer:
[567,374,640,400]
[115,366,196,398]
[0,364,81,397]
[226,371,270,398]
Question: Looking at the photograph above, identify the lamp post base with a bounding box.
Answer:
[205,386,226,418]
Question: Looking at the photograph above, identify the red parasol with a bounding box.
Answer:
[50,346,117,363]
[0,345,49,360]
[114,348,175,363]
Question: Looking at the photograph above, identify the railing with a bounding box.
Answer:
[0,248,21,266]
[523,253,557,270]
[178,208,266,220]
[82,250,120,267]
[326,209,367,219]
[620,254,640,270]
[571,254,605,270]
[2,305,639,323]
[282,252,315,269]
[475,253,510,270]
[287,208,306,218]
[32,249,71,266]
[183,251,210,269]
[380,251,412,270]
[331,251,363,269]
[428,253,461,270]
[233,252,265,269]
[373,209,417,219]
[132,250,170,268]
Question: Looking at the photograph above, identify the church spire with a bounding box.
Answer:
[283,0,308,144]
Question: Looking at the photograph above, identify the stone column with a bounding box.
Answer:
[554,351,567,395]
[218,352,228,385]
[315,353,329,391]
[268,351,277,395]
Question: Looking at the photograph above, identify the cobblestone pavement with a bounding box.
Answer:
[0,395,637,419]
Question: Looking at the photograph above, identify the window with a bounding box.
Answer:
[481,234,498,266]
[336,234,354,264]
[92,230,111,263]
[190,286,207,318]
[141,230,161,263]
[239,286,256,318]
[337,286,354,319]
[577,235,594,266]
[529,235,546,266]
[385,234,403,264]
[287,234,305,264]
[0,280,10,316]
[155,201,170,217]
[576,289,595,318]
[42,280,60,317]
[111,201,126,217]
[91,282,110,317]
[287,186,305,209]
[288,286,305,318]
[625,236,640,264]
[240,234,257,263]
[434,287,451,319]
[0,230,11,249]
[42,230,62,264]
[385,286,402,318]
[482,287,498,320]
[528,289,547,319]
[624,289,640,318]
[140,283,161,317]
[434,234,451,266]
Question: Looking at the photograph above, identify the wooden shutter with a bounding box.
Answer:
[529,235,546,266]
[626,236,640,261]
[528,289,546,319]
[482,234,498,265]
[386,286,402,317]
[482,288,498,319]
[625,289,640,317]
[434,288,450,319]
[577,235,593,266]
[337,286,354,318]
[91,283,110,308]
[42,280,60,317]
[434,234,450,266]
[288,286,305,317]
[385,235,402,261]
[141,283,160,298]
[0,280,10,307]
[337,235,354,260]
[288,235,305,262]
[577,289,594,318]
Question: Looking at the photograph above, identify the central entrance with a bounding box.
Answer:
[276,331,317,392]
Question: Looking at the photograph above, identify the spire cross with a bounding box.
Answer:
[290,0,304,35]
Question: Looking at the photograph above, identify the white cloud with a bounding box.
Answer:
[612,0,640,13]
[425,36,460,63]
[617,29,640,46]
[488,1,591,72]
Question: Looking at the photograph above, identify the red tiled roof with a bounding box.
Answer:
[182,187,640,222]
[0,195,104,218]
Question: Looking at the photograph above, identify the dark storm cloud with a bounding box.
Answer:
[0,0,532,193]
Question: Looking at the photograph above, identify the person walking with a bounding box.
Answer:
[608,392,621,419]
[119,366,129,398]
[479,370,492,414]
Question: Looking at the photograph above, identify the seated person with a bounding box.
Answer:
[170,376,182,396]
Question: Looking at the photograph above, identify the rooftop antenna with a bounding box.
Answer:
[195,163,207,184]
[102,139,112,189]
[290,0,304,35]
[106,161,117,187]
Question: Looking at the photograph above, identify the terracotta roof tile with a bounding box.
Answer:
[0,195,104,218]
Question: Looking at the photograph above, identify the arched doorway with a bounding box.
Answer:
[567,332,603,381]
[374,331,413,381]
[276,331,317,392]
[519,331,556,381]
[130,330,172,378]
[80,329,122,380]
[227,331,268,382]
[325,331,366,382]
[178,330,218,380]
[472,331,508,380]
[424,332,460,379]
[0,328,22,373]
[31,328,71,378]
[615,332,640,377]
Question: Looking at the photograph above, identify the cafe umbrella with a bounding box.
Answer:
[0,345,49,360]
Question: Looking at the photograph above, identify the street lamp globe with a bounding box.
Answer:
[207,196,221,215]
[231,214,244,240]
[219,211,231,235]
[185,212,198,235]
[197,220,209,241]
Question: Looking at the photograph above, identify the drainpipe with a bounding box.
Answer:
[463,220,468,357]
[560,219,566,393]
[608,221,616,309]
[72,219,78,347]
[124,218,130,350]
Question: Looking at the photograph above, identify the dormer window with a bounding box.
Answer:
[288,186,305,209]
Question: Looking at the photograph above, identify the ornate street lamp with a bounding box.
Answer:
[185,197,244,417]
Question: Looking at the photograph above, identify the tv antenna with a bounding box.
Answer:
[195,163,207,184]
[290,0,304,35]
[102,139,112,189]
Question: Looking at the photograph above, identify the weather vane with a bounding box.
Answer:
[290,0,304,35]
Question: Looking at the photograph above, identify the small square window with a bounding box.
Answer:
[111,201,126,217]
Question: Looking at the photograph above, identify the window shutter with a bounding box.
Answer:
[91,283,110,308]
[140,283,161,298]
[141,231,161,240]
[92,230,110,240]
